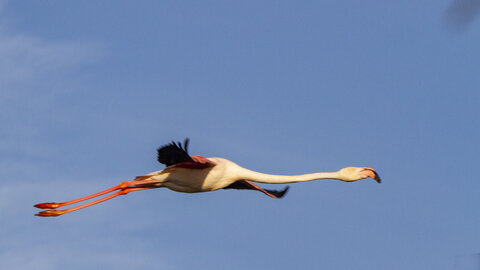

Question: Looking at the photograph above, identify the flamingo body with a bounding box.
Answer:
[141,157,282,193]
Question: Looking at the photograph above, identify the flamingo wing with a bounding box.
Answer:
[157,138,216,169]
[157,138,194,166]
[224,180,289,199]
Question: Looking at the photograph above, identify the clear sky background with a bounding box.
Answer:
[1,1,479,269]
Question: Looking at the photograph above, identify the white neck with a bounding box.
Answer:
[236,167,340,184]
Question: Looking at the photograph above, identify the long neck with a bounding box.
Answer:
[236,167,340,184]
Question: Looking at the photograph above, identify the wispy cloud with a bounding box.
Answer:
[0,2,102,113]
[0,33,94,83]
[0,1,103,165]
[0,2,100,87]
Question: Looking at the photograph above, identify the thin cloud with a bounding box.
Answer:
[0,0,103,95]
[0,31,101,85]
[0,29,102,162]
[0,1,103,168]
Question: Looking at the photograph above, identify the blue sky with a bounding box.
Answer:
[1,0,479,269]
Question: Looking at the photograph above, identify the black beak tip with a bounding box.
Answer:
[374,173,381,184]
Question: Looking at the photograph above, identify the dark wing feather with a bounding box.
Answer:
[264,186,289,198]
[157,138,194,167]
[224,180,289,199]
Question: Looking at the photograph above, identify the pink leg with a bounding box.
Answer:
[35,186,156,217]
[34,178,160,209]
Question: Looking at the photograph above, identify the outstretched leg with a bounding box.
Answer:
[34,177,162,217]
[35,186,156,217]
[34,178,159,209]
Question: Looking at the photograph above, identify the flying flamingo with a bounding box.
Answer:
[34,139,381,217]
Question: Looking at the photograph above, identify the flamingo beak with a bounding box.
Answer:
[360,168,381,184]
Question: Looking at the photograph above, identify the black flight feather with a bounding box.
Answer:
[266,186,289,198]
[224,181,289,199]
[157,138,194,167]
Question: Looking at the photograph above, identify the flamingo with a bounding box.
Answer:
[34,138,381,217]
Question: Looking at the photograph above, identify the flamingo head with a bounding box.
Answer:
[337,167,381,183]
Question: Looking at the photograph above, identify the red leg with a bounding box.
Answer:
[35,186,155,217]
[34,178,159,209]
